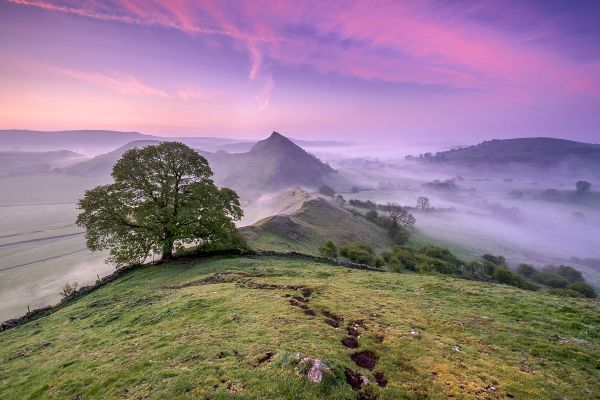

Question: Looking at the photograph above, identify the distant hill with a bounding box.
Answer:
[241,188,391,254]
[0,149,84,177]
[0,129,348,156]
[64,140,160,176]
[415,137,600,168]
[62,132,336,191]
[202,132,336,192]
[0,130,154,155]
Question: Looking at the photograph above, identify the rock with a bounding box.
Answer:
[410,328,421,337]
[452,345,461,352]
[361,375,370,385]
[307,359,329,383]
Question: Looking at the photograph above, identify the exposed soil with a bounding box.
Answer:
[347,326,359,337]
[301,287,313,298]
[289,299,309,310]
[351,350,379,370]
[322,309,343,322]
[303,309,316,316]
[341,336,359,349]
[254,352,273,366]
[324,318,341,328]
[292,295,308,303]
[374,371,388,387]
[344,368,363,390]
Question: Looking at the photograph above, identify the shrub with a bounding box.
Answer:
[543,265,584,284]
[493,266,514,285]
[548,288,585,298]
[339,243,375,265]
[318,185,335,197]
[516,264,537,278]
[461,261,494,281]
[532,272,569,288]
[567,282,597,298]
[319,240,338,258]
[365,210,378,222]
[482,254,506,266]
[60,281,79,300]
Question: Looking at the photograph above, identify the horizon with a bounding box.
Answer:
[1,1,599,143]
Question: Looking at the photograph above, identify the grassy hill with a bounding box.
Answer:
[241,197,392,254]
[420,137,600,168]
[1,255,598,399]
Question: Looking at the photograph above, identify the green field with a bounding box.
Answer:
[1,255,598,399]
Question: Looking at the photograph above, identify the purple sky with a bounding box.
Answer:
[1,0,599,143]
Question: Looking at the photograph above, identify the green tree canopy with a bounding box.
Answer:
[77,142,244,266]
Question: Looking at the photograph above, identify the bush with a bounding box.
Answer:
[339,243,375,265]
[548,288,585,298]
[543,265,584,284]
[516,264,537,278]
[365,210,378,222]
[482,254,506,266]
[532,271,569,288]
[60,281,79,300]
[319,240,338,258]
[318,185,335,197]
[382,246,418,271]
[567,282,597,298]
[461,261,494,281]
[493,266,514,284]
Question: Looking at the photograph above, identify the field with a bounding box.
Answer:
[1,255,598,399]
[0,173,113,320]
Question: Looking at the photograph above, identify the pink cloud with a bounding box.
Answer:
[9,0,600,106]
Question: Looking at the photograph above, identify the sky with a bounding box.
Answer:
[0,0,599,144]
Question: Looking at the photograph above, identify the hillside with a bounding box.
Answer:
[419,137,600,168]
[0,150,84,177]
[241,194,393,254]
[202,132,336,192]
[64,140,161,176]
[1,255,598,399]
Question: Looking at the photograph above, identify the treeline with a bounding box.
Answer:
[319,240,597,298]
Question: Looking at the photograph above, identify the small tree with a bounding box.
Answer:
[365,210,378,222]
[318,185,335,197]
[416,196,430,210]
[319,240,338,258]
[567,282,597,298]
[77,142,244,267]
[575,180,591,194]
[384,202,416,230]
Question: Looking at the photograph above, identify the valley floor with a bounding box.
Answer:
[0,255,598,399]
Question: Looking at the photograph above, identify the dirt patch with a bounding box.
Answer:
[324,318,341,328]
[254,352,273,367]
[344,368,363,390]
[374,333,385,343]
[374,371,388,387]
[292,295,308,303]
[167,271,251,288]
[341,337,359,349]
[351,350,379,370]
[347,326,359,337]
[289,299,309,310]
[301,287,313,298]
[322,309,343,322]
[304,309,316,316]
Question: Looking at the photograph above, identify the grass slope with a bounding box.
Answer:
[242,198,393,254]
[1,256,598,399]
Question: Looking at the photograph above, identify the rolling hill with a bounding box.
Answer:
[0,149,84,177]
[64,140,160,176]
[1,255,598,399]
[241,189,391,254]
[202,132,336,192]
[418,137,600,168]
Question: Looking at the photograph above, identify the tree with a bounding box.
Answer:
[77,142,244,267]
[365,209,378,222]
[416,196,430,210]
[319,240,338,258]
[384,202,416,230]
[339,243,375,264]
[575,180,591,194]
[318,185,335,197]
[516,264,537,278]
[567,282,597,298]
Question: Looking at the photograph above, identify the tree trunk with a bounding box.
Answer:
[161,237,174,261]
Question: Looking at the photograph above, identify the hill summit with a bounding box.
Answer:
[203,131,336,192]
